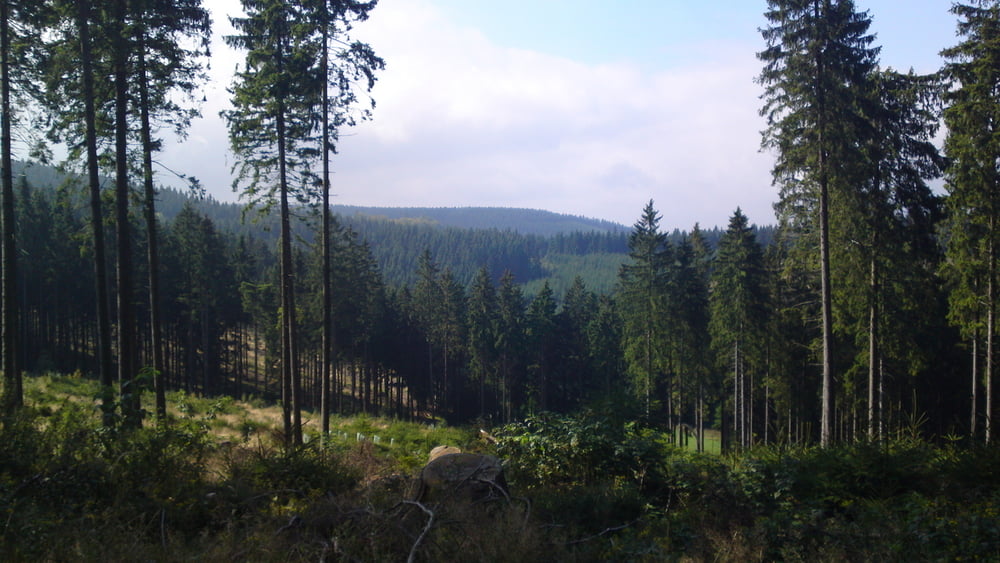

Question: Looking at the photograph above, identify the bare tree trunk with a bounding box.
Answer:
[274,22,301,447]
[748,370,754,447]
[720,401,729,454]
[815,0,834,447]
[135,13,166,422]
[868,254,878,441]
[764,383,770,445]
[113,0,139,428]
[277,121,292,441]
[878,355,885,440]
[645,328,651,418]
[972,330,979,440]
[818,157,834,446]
[319,8,334,438]
[78,0,115,427]
[986,239,994,444]
[696,381,703,452]
[733,338,739,449]
[0,0,19,413]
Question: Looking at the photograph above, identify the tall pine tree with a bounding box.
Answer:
[709,209,768,450]
[942,0,1000,443]
[225,0,322,445]
[619,200,670,418]
[758,0,879,445]
[40,0,117,424]
[305,0,382,436]
[131,0,211,422]
[0,0,40,412]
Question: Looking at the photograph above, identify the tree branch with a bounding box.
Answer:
[401,500,435,563]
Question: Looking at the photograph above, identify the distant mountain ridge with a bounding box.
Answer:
[331,205,629,236]
[11,161,770,295]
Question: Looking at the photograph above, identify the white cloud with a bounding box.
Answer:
[160,0,777,229]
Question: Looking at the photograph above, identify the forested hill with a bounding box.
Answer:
[331,205,628,236]
[156,186,640,293]
[155,183,636,292]
[153,187,775,293]
[12,161,774,294]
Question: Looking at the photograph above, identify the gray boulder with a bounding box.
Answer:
[416,451,508,502]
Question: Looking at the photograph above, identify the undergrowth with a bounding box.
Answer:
[1,373,999,561]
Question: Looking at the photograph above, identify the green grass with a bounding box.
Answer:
[21,371,479,467]
[673,427,723,455]
[6,373,1000,561]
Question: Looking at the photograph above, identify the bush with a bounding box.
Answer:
[220,441,360,502]
[6,373,1000,560]
[493,411,668,490]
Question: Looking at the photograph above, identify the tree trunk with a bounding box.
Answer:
[986,235,995,444]
[764,383,770,445]
[136,14,166,422]
[645,326,652,417]
[972,329,978,440]
[813,0,835,448]
[697,381,705,452]
[320,11,334,437]
[274,21,301,447]
[868,253,878,441]
[113,0,139,428]
[818,147,834,446]
[0,0,19,413]
[748,369,754,446]
[733,338,739,449]
[78,0,115,426]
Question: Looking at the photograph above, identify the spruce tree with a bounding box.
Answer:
[438,267,466,416]
[224,0,322,445]
[709,209,768,450]
[467,266,498,419]
[412,249,442,413]
[40,0,116,424]
[559,276,597,408]
[0,0,38,412]
[619,200,670,418]
[526,281,557,412]
[688,224,713,450]
[589,295,622,400]
[835,69,942,441]
[758,0,879,445]
[496,270,525,423]
[167,204,233,394]
[305,0,382,435]
[131,0,211,421]
[670,231,710,445]
[941,0,1000,443]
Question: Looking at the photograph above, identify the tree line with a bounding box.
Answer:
[2,0,1000,451]
[0,0,383,446]
[0,170,974,451]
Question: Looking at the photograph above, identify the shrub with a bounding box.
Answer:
[218,440,361,506]
[493,411,668,490]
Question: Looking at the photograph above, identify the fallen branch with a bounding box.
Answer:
[160,508,167,550]
[401,500,435,563]
[275,515,303,535]
[564,519,639,546]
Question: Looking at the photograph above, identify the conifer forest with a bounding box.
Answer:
[4,1,1000,560]
[0,0,983,447]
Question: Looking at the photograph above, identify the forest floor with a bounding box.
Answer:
[2,372,999,561]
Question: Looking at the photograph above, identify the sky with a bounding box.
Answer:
[157,0,958,229]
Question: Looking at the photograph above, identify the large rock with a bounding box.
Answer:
[416,451,508,502]
[428,445,462,462]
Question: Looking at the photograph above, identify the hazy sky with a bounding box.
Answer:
[157,0,957,229]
